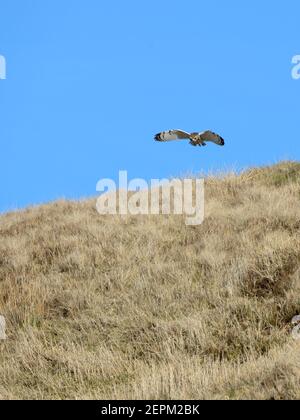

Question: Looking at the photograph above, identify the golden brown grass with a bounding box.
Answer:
[1,161,300,400]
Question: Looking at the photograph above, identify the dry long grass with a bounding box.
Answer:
[1,161,300,400]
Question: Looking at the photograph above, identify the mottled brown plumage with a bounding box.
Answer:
[155,129,225,147]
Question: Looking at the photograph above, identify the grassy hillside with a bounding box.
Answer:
[1,161,300,400]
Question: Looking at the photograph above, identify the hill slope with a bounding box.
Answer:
[1,161,300,400]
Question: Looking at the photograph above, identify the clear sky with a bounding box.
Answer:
[0,0,299,212]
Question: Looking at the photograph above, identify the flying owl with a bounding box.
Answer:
[154,129,225,147]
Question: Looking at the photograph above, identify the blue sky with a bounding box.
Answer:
[0,0,299,211]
